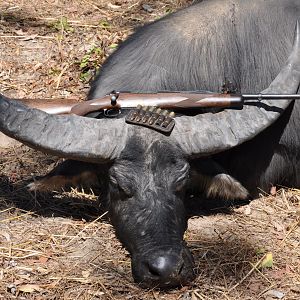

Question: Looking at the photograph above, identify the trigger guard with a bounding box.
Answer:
[104,108,122,118]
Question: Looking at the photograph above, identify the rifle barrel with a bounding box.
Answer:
[242,94,300,100]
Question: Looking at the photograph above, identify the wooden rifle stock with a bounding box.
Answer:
[14,97,79,115]
[14,92,300,116]
[69,92,243,116]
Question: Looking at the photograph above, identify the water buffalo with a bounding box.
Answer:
[1,0,300,289]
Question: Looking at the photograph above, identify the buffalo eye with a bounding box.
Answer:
[118,185,134,199]
[109,175,134,199]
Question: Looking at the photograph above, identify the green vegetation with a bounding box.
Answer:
[78,46,103,82]
[51,17,74,33]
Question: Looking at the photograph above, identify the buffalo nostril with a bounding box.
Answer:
[132,250,195,288]
[147,255,180,279]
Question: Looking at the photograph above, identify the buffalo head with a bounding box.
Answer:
[0,22,300,289]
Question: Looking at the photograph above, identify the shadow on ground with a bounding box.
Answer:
[0,174,105,221]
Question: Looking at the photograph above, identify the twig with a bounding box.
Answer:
[227,254,267,292]
[281,189,291,210]
[279,219,300,248]
[194,290,208,300]
[249,262,272,284]
[0,35,55,39]
[257,283,278,299]
[55,64,70,89]
[0,211,34,223]
[63,211,108,247]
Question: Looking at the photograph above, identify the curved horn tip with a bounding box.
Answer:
[295,20,300,45]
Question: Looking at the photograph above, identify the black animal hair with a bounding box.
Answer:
[89,0,300,98]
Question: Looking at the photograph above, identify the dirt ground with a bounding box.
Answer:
[1,1,300,299]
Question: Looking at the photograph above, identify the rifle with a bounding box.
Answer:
[18,91,300,116]
[13,91,300,133]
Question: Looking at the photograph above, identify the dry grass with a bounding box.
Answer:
[0,0,192,99]
[1,1,300,299]
[1,147,300,299]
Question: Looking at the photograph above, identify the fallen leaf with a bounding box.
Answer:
[109,43,118,49]
[107,3,121,10]
[16,266,33,272]
[34,63,43,71]
[14,29,25,36]
[82,270,90,278]
[272,221,284,232]
[260,252,273,268]
[276,232,285,240]
[142,4,154,13]
[39,256,49,264]
[18,284,43,293]
[17,273,31,280]
[0,231,11,241]
[263,289,285,299]
[36,267,50,275]
[20,34,38,41]
[88,290,105,297]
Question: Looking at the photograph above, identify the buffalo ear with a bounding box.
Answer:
[190,160,249,201]
[205,173,249,200]
[28,160,102,192]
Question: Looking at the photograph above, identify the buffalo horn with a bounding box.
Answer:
[0,94,128,162]
[172,21,300,157]
[1,22,300,161]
